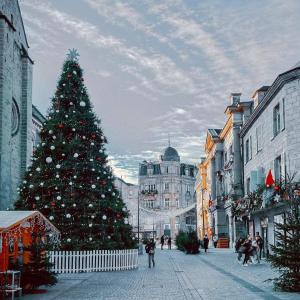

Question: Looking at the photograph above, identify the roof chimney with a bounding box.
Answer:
[230,93,241,105]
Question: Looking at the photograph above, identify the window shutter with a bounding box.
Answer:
[250,170,258,192]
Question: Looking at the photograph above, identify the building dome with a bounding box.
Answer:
[162,146,180,162]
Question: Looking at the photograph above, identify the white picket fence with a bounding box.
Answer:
[48,249,138,273]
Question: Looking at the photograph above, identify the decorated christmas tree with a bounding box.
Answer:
[15,50,136,250]
[268,180,300,292]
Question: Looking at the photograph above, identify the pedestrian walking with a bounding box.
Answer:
[255,232,264,260]
[203,234,209,253]
[242,236,252,266]
[251,238,260,263]
[212,234,218,248]
[235,237,244,254]
[160,235,165,250]
[145,238,156,268]
[168,237,171,250]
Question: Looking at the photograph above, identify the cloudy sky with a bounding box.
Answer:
[20,0,300,183]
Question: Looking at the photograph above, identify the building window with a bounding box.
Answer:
[164,224,170,230]
[245,139,250,163]
[246,177,251,195]
[256,125,262,153]
[144,200,154,209]
[176,198,179,208]
[166,167,169,174]
[282,98,285,130]
[164,198,170,208]
[273,104,280,136]
[11,99,20,136]
[249,136,252,160]
[164,183,169,191]
[274,155,281,182]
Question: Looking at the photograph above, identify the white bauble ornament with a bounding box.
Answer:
[73,153,79,158]
[122,207,126,212]
[66,213,71,218]
[62,204,65,207]
[67,238,71,242]
[56,174,60,178]
[92,168,95,171]
[72,128,76,132]
[89,237,93,241]
[101,194,105,199]
[53,136,56,140]
[124,218,128,224]
[89,224,92,227]
[101,136,105,140]
[80,101,86,107]
[36,167,41,172]
[102,215,107,220]
[48,116,52,120]
[91,215,95,219]
[112,192,115,196]
[56,164,61,169]
[69,182,73,186]
[73,175,77,179]
[103,171,106,174]
[49,216,54,220]
[73,111,76,113]
[35,196,40,200]
[91,184,96,189]
[23,180,27,184]
[49,233,53,238]
[73,203,76,207]
[42,143,45,146]
[90,159,93,162]
[91,142,94,146]
[46,157,52,164]
[29,173,32,177]
[108,189,111,192]
[49,130,53,134]
[73,70,77,75]
[107,236,111,239]
[40,182,44,186]
[70,102,73,105]
[50,145,55,150]
[63,83,66,86]
[94,122,97,125]
[29,184,34,188]
[62,141,66,145]
[57,196,61,200]
[44,205,48,208]
[60,95,64,98]
[88,204,93,208]
[56,110,60,113]
[55,187,58,190]
[97,177,100,180]
[83,136,86,139]
[65,115,68,118]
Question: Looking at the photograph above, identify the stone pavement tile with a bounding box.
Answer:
[22,249,299,300]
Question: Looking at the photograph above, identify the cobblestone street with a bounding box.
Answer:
[22,248,299,300]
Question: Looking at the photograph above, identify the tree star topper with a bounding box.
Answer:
[67,48,80,62]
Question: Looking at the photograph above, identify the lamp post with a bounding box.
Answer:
[201,188,205,239]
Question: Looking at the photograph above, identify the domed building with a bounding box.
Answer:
[138,145,197,239]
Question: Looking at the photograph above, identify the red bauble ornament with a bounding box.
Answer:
[274,185,280,192]
[91,134,96,139]
[67,74,72,78]
[51,201,56,207]
[58,123,64,128]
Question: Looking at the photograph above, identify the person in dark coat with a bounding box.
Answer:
[242,236,253,266]
[145,239,156,268]
[160,235,165,250]
[255,232,264,260]
[203,234,209,253]
[168,237,172,250]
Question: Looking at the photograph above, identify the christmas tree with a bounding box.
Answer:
[15,49,136,250]
[20,232,57,291]
[268,181,300,292]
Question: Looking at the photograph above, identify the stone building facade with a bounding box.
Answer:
[114,177,139,230]
[197,63,300,251]
[240,65,300,255]
[138,146,196,239]
[0,1,45,210]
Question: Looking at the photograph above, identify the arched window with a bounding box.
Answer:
[11,99,20,136]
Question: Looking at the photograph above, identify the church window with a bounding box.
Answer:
[11,99,20,136]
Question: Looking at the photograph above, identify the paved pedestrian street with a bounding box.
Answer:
[23,249,299,300]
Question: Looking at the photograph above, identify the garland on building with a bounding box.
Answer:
[232,181,288,218]
[15,50,136,251]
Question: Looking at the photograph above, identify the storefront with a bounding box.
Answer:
[0,211,59,272]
